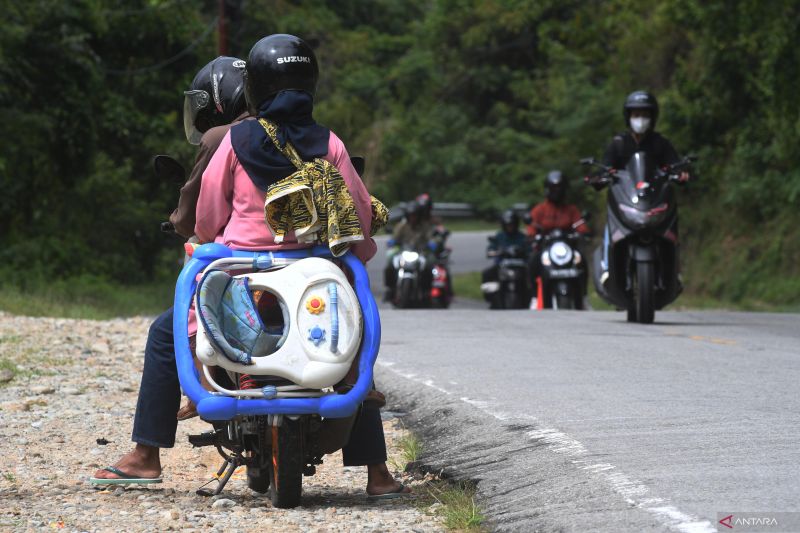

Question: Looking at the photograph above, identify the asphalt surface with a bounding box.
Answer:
[375,309,800,532]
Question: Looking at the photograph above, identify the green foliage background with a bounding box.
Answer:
[1,0,798,307]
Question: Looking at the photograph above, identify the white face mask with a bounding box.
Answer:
[630,117,651,134]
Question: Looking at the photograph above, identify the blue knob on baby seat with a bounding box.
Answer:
[308,326,326,346]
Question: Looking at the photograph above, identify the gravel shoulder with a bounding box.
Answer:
[0,312,443,532]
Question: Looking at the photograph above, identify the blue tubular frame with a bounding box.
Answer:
[173,244,380,421]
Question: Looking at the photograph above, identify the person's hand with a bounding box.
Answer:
[678,171,690,183]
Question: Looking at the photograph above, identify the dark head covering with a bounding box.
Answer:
[230,90,330,190]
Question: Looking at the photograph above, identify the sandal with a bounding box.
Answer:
[89,466,163,486]
[335,384,387,409]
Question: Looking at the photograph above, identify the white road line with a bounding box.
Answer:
[378,359,715,533]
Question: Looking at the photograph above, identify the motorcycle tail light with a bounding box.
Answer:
[431,287,442,297]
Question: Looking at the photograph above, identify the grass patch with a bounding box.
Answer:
[390,430,422,472]
[395,425,485,531]
[0,276,174,319]
[454,270,796,313]
[452,271,484,302]
[425,480,485,531]
[2,472,17,483]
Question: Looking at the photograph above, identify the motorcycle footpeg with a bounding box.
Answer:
[188,430,223,448]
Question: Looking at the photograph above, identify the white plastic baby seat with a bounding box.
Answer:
[195,257,362,389]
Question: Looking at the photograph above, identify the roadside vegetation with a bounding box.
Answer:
[1,1,798,313]
[0,276,174,320]
[394,425,485,531]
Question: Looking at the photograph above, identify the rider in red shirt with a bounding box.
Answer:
[527,171,589,237]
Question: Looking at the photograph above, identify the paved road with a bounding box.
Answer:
[375,309,800,532]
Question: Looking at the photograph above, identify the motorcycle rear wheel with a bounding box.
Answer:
[268,419,304,509]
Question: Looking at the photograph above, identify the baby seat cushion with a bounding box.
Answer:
[196,270,288,365]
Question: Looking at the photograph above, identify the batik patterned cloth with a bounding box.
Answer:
[260,119,388,257]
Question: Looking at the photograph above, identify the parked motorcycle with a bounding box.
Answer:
[581,152,695,323]
[482,239,531,309]
[158,155,379,509]
[531,217,589,310]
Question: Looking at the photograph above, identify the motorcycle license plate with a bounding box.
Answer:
[548,268,580,279]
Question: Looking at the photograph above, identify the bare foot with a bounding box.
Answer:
[92,444,162,480]
[366,462,412,496]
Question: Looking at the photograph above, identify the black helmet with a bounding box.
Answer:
[500,209,519,231]
[183,56,247,145]
[623,90,659,129]
[244,34,319,111]
[415,193,433,219]
[545,170,567,204]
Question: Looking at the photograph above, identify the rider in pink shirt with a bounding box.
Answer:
[194,128,376,263]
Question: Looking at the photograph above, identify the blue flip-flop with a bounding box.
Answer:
[366,484,410,501]
[89,466,163,486]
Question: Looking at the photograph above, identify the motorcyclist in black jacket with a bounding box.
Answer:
[589,91,689,188]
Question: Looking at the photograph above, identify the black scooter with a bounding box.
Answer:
[581,152,695,323]
[483,239,531,309]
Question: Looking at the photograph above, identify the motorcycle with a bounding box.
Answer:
[157,155,380,509]
[581,152,695,323]
[390,228,453,309]
[531,218,589,310]
[482,239,531,309]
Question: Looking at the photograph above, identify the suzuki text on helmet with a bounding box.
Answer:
[183,56,247,145]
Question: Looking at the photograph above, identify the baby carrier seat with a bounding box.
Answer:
[195,257,362,389]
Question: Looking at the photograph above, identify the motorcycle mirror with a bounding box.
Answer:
[153,155,186,182]
[350,156,365,177]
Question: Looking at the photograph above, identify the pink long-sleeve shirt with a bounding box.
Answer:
[195,128,377,263]
[188,128,376,337]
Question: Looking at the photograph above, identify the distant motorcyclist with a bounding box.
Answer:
[528,172,590,301]
[384,200,434,300]
[482,208,529,286]
[589,90,689,189]
[527,171,590,239]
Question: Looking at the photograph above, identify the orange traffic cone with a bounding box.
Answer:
[536,277,544,310]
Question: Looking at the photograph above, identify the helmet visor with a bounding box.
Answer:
[183,90,210,145]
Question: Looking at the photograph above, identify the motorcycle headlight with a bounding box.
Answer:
[400,250,419,267]
[549,241,573,266]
